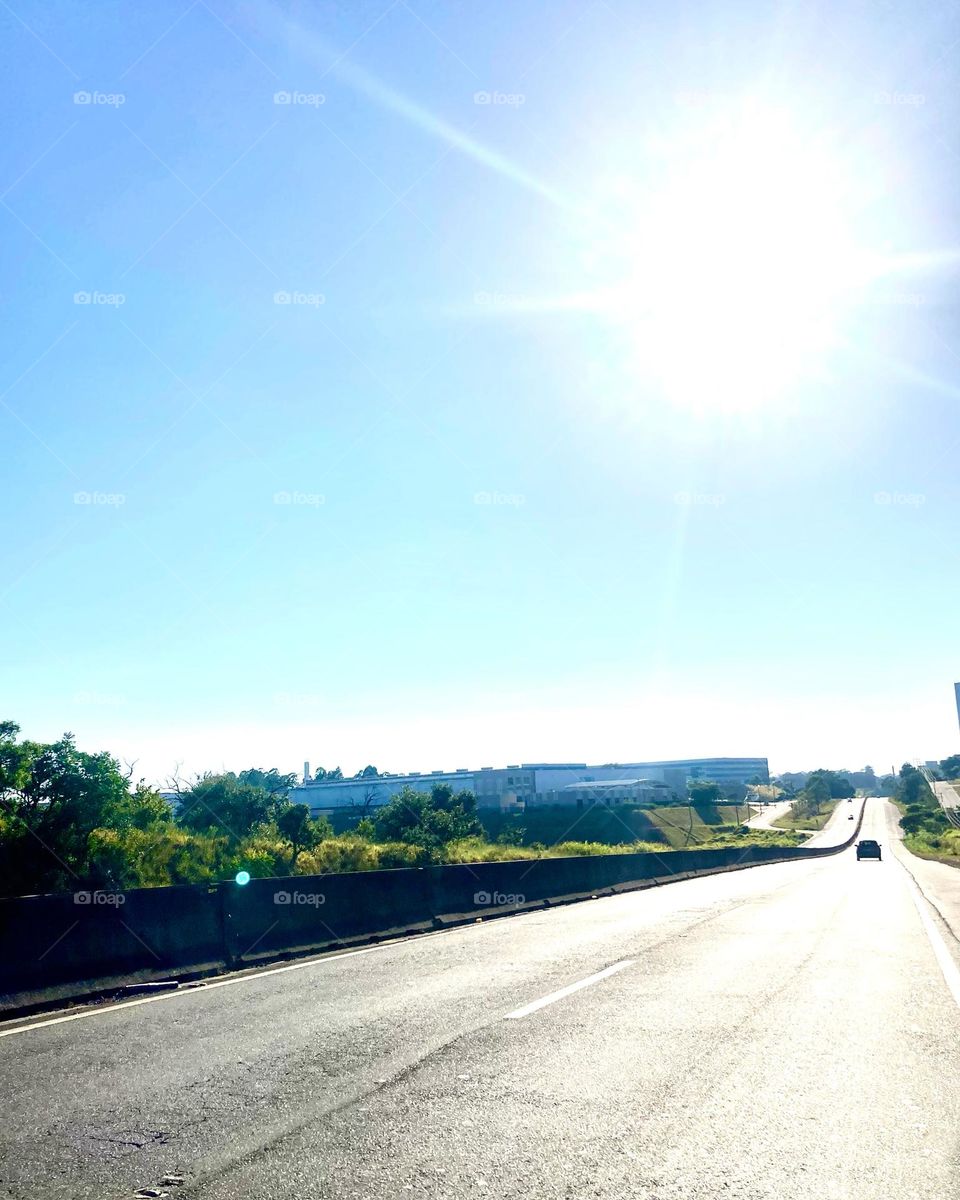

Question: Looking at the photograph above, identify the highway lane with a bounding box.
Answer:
[805,794,860,846]
[744,799,793,829]
[744,794,854,842]
[2,799,959,1199]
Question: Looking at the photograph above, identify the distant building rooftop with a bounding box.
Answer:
[561,778,667,790]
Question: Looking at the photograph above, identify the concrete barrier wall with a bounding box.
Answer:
[0,804,867,1015]
[224,869,434,967]
[0,884,224,1013]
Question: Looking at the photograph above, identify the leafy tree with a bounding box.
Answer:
[373,784,482,851]
[896,763,931,807]
[353,765,380,779]
[237,767,298,796]
[312,766,344,782]
[0,721,169,895]
[496,824,526,847]
[354,817,377,840]
[804,768,854,801]
[176,772,280,843]
[275,803,331,871]
[940,754,960,780]
[688,780,723,805]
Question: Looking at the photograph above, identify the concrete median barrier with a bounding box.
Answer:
[0,801,869,1017]
[0,884,224,1015]
[224,868,435,967]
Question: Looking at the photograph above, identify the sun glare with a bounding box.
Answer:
[592,105,881,413]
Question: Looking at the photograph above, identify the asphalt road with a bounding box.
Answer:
[744,798,793,829]
[2,798,960,1200]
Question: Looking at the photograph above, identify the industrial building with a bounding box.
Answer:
[290,757,768,815]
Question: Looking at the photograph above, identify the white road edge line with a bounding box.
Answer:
[504,960,635,1020]
[906,880,960,1010]
[0,942,391,1040]
[3,905,562,1041]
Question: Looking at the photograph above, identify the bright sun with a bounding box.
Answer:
[590,104,880,413]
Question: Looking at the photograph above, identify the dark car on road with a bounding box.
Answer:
[856,839,882,861]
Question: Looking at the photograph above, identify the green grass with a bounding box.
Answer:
[476,805,668,847]
[901,827,960,867]
[772,799,839,831]
[290,822,803,874]
[696,826,805,849]
[644,804,757,848]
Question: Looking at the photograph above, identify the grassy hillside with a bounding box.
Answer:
[772,800,840,832]
[644,805,757,848]
[477,806,667,847]
[477,803,757,849]
[324,802,762,849]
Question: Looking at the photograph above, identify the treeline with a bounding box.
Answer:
[2,722,687,897]
[0,721,504,897]
[786,768,855,820]
[774,766,895,795]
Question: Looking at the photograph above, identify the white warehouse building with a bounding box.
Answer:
[290,757,768,815]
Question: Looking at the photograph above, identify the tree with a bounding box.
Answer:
[312,766,343,782]
[688,780,722,806]
[275,803,330,871]
[237,767,298,796]
[176,772,281,844]
[940,755,960,780]
[896,763,930,807]
[804,768,854,801]
[0,721,170,896]
[373,785,482,851]
[799,772,831,815]
[354,765,380,779]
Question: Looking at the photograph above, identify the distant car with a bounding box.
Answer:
[848,797,853,802]
[856,839,881,861]
[848,813,854,820]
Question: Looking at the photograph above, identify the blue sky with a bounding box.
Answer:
[2,0,959,784]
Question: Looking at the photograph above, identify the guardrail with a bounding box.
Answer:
[920,768,960,830]
[0,803,867,1018]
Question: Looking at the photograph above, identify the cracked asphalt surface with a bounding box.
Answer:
[2,798,959,1199]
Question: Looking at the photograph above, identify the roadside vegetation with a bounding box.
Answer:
[770,769,853,833]
[0,720,801,897]
[895,761,960,865]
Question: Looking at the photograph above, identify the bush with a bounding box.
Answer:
[373,784,482,849]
